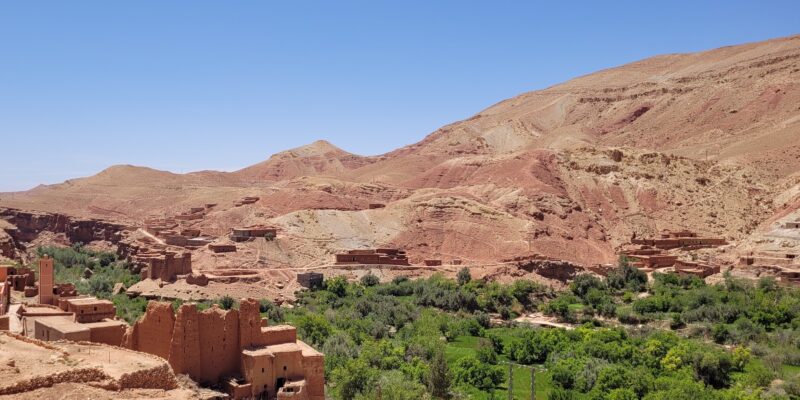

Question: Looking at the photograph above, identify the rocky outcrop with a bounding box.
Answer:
[0,229,19,260]
[511,256,586,282]
[0,207,129,258]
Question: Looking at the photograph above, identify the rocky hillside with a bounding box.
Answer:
[2,35,799,268]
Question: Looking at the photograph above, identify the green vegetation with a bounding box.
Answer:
[284,263,800,399]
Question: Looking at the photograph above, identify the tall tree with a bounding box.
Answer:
[428,346,452,398]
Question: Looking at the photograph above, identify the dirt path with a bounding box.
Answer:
[137,228,165,245]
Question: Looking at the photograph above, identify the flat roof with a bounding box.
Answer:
[297,340,323,357]
[242,342,303,357]
[67,298,113,306]
[262,325,295,332]
[81,319,128,328]
[34,315,89,334]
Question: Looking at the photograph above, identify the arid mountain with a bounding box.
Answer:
[2,35,799,271]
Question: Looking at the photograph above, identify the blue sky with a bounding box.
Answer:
[1,1,798,191]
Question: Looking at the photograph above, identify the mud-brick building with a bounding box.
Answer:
[136,250,193,281]
[297,272,323,289]
[124,298,324,400]
[231,226,277,242]
[335,248,410,266]
[22,297,128,346]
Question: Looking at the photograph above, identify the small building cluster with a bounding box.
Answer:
[631,229,727,250]
[143,204,217,249]
[739,251,800,285]
[1,265,36,293]
[620,230,725,278]
[334,248,410,266]
[5,257,129,345]
[1,255,326,400]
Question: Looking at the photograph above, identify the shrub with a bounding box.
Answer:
[457,267,472,286]
[218,295,236,310]
[571,274,606,298]
[451,356,504,391]
[360,273,380,287]
[325,276,349,297]
[296,313,332,347]
[476,338,498,364]
[607,262,647,292]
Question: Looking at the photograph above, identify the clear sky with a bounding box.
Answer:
[1,1,798,191]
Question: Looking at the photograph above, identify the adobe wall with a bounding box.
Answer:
[88,321,127,346]
[123,302,175,360]
[196,306,241,383]
[272,346,304,383]
[34,318,91,342]
[261,326,297,346]
[68,298,116,323]
[209,244,237,253]
[300,346,325,400]
[161,301,260,384]
[241,350,274,396]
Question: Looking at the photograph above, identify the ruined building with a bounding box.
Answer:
[297,272,323,289]
[618,230,725,277]
[231,226,277,242]
[234,196,260,207]
[334,248,410,266]
[631,229,727,250]
[117,245,194,282]
[739,251,800,285]
[124,298,324,400]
